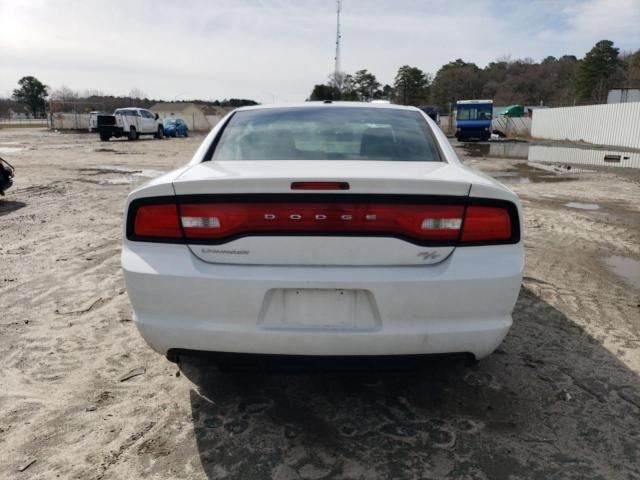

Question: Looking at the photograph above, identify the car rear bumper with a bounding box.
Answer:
[98,126,124,136]
[122,242,523,359]
[456,128,490,140]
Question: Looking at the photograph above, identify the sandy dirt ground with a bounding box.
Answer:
[1,128,639,480]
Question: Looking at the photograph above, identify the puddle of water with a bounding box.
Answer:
[528,162,596,176]
[493,162,578,184]
[78,166,165,185]
[91,166,164,178]
[604,256,640,290]
[510,177,531,184]
[78,167,141,175]
[99,178,134,185]
[457,140,639,170]
[96,165,140,173]
[565,202,600,210]
[460,142,529,160]
[135,169,165,178]
[0,146,25,153]
[92,148,128,154]
[492,173,531,184]
[528,145,640,170]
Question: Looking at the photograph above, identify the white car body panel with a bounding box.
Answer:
[122,241,522,358]
[110,108,160,135]
[174,161,472,195]
[122,102,524,360]
[187,237,455,266]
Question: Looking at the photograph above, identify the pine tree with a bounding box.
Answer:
[576,40,621,103]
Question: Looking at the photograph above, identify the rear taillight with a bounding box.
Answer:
[460,206,512,243]
[127,196,519,246]
[133,203,182,239]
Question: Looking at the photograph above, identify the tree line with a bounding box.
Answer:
[1,79,258,118]
[310,40,640,109]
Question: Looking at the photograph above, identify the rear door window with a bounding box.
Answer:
[117,110,139,117]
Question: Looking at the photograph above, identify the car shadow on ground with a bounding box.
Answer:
[0,200,26,217]
[179,287,640,479]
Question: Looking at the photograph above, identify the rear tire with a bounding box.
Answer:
[128,127,138,141]
[99,133,110,142]
[155,126,164,139]
[183,130,189,138]
[166,351,179,363]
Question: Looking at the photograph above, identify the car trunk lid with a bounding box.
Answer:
[171,161,471,266]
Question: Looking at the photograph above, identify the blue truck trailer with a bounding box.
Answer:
[455,99,493,141]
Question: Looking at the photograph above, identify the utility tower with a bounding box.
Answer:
[334,0,342,78]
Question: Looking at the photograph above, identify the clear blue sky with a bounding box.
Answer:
[0,0,638,102]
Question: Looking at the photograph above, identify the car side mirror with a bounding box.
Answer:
[155,113,159,120]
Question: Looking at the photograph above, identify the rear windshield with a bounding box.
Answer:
[210,107,441,162]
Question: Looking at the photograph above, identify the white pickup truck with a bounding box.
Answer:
[97,107,164,141]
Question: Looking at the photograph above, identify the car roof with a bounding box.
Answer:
[456,100,493,104]
[232,101,422,113]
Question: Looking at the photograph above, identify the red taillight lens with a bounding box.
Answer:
[460,206,512,243]
[179,202,465,243]
[133,204,182,239]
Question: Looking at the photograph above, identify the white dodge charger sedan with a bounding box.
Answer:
[122,102,524,363]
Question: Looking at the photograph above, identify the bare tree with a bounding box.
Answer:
[128,88,147,100]
[83,89,105,98]
[50,85,78,101]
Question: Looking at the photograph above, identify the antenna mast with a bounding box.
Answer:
[334,0,342,78]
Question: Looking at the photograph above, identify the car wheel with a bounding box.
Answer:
[166,351,179,363]
[99,133,110,142]
[184,130,189,137]
[128,127,137,141]
[155,126,164,139]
